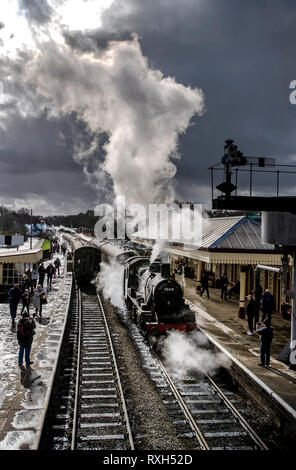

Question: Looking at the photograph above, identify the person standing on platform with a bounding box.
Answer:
[17,311,36,368]
[8,284,22,327]
[46,263,55,291]
[33,284,46,318]
[38,263,46,288]
[256,318,273,367]
[200,270,210,299]
[21,289,30,316]
[54,257,61,276]
[261,289,275,322]
[220,273,228,300]
[31,264,39,292]
[19,274,30,294]
[246,294,256,336]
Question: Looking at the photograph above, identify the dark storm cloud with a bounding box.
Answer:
[98,0,296,202]
[18,0,53,25]
[2,0,296,213]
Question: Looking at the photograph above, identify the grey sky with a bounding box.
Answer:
[0,0,295,214]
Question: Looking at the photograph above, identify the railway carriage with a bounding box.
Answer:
[62,233,101,284]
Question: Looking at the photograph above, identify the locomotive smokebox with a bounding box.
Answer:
[262,211,296,246]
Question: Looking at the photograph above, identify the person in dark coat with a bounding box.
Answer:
[8,284,22,326]
[220,273,228,300]
[46,263,55,291]
[38,263,46,287]
[17,312,36,367]
[227,279,240,299]
[256,318,273,367]
[200,270,210,298]
[246,294,256,335]
[54,257,61,276]
[261,289,275,322]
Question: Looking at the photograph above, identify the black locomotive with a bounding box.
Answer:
[63,232,197,341]
[124,258,197,341]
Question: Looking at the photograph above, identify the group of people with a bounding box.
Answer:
[52,240,67,257]
[198,269,275,368]
[8,255,63,368]
[199,271,240,301]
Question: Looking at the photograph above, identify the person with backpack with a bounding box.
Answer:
[8,284,22,326]
[33,285,46,318]
[17,311,36,367]
[256,318,274,367]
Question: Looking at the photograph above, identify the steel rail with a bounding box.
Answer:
[158,359,210,450]
[158,359,268,450]
[97,292,135,450]
[71,287,82,450]
[205,374,268,450]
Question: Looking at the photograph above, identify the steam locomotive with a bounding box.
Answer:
[63,232,197,342]
[123,257,197,343]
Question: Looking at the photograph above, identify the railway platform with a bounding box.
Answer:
[0,254,73,450]
[178,275,296,416]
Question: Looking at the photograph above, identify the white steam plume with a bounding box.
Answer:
[96,260,125,309]
[161,330,231,378]
[22,35,204,206]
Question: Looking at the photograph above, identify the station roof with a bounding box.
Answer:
[199,216,273,250]
[133,216,281,265]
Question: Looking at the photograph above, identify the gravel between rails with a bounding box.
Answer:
[101,297,191,451]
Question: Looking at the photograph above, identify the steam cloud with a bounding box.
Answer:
[96,260,125,310]
[20,34,204,207]
[161,330,231,377]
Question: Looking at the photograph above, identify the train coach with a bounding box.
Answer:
[90,238,138,265]
[62,233,101,284]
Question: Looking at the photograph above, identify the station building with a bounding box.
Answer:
[133,216,291,314]
[0,239,50,295]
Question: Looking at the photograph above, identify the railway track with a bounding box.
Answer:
[128,319,268,451]
[158,360,268,450]
[44,286,134,450]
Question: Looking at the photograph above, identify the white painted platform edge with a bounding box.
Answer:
[32,270,73,450]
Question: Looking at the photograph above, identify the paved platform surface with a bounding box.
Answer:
[0,254,72,450]
[178,275,296,411]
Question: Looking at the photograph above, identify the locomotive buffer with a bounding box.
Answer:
[210,139,296,369]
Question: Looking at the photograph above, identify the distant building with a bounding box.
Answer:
[0,234,24,247]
